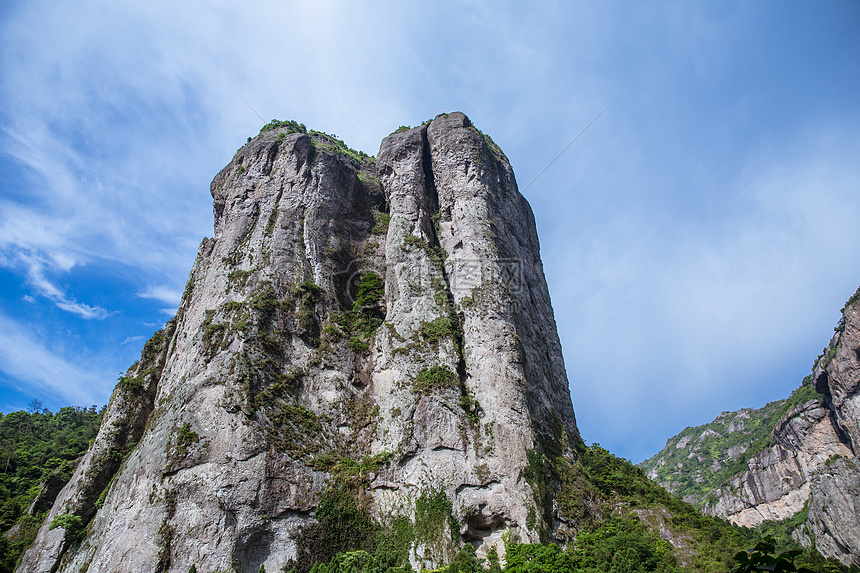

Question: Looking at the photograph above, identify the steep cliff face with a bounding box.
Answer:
[641,287,860,566]
[18,113,579,573]
[703,400,850,527]
[808,288,860,565]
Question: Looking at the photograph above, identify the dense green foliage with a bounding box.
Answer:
[259,119,307,135]
[640,376,824,509]
[503,515,679,573]
[353,273,384,313]
[48,513,84,543]
[529,442,762,570]
[413,366,459,394]
[730,537,814,573]
[0,406,102,571]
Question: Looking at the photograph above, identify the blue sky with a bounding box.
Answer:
[1,1,859,463]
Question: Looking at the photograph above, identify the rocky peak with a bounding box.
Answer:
[18,113,579,573]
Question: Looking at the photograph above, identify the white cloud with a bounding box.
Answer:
[54,300,109,321]
[552,127,860,460]
[0,311,114,405]
[17,255,109,319]
[1,252,105,324]
[137,285,182,307]
[122,336,145,345]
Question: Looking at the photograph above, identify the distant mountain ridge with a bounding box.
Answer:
[639,379,823,508]
[641,286,860,566]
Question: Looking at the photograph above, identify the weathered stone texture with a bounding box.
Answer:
[18,114,579,573]
[705,400,851,528]
[807,458,860,566]
[807,289,860,565]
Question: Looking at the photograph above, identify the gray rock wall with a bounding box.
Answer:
[703,400,850,527]
[17,113,579,573]
[808,289,860,565]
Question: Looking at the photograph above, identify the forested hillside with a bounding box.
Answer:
[284,443,854,573]
[0,405,102,572]
[2,403,854,572]
[640,377,823,509]
[638,286,860,566]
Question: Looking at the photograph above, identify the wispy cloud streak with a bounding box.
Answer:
[0,311,114,405]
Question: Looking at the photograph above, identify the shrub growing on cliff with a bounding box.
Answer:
[352,272,383,313]
[332,272,385,353]
[259,119,307,135]
[49,513,85,543]
[371,212,390,235]
[413,366,458,394]
[419,316,455,345]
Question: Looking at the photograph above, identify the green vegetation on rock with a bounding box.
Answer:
[309,130,374,166]
[371,212,390,236]
[332,272,385,354]
[419,316,456,346]
[414,488,457,557]
[413,366,458,395]
[48,513,84,544]
[729,536,814,573]
[259,119,307,136]
[289,453,401,573]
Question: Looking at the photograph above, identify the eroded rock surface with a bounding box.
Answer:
[705,400,851,527]
[807,289,860,565]
[18,114,579,573]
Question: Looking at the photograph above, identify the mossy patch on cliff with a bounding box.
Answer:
[413,366,458,395]
[290,453,395,573]
[414,488,457,559]
[419,316,456,346]
[165,423,201,471]
[331,271,385,354]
